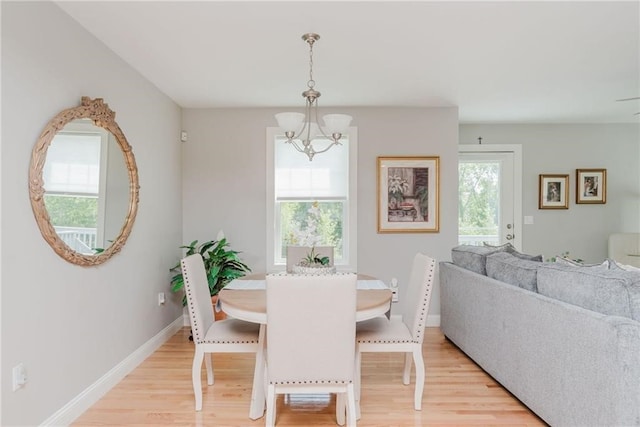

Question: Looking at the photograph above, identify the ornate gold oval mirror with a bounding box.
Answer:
[29,97,139,266]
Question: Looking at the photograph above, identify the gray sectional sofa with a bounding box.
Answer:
[440,245,640,427]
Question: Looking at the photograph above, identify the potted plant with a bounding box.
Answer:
[170,236,251,318]
[301,246,331,267]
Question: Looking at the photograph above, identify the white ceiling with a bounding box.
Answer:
[55,1,640,123]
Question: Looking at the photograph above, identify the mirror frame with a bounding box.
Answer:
[29,97,140,266]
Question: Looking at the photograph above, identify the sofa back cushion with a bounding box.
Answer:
[451,245,505,275]
[484,242,543,262]
[485,252,542,292]
[537,263,640,321]
[452,244,543,276]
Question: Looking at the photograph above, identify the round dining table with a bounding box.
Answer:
[217,272,392,420]
[219,273,392,324]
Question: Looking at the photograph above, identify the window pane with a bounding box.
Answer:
[275,136,348,198]
[44,132,101,194]
[277,200,345,261]
[458,161,499,245]
[44,194,98,228]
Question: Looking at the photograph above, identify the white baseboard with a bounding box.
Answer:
[427,314,441,327]
[40,317,184,427]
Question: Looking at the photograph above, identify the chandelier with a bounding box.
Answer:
[275,33,352,161]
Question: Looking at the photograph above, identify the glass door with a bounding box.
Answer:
[458,145,522,249]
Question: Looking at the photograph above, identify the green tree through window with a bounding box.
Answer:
[458,162,499,239]
[44,195,98,228]
[279,201,343,259]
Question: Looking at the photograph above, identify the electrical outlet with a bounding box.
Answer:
[158,292,166,305]
[12,363,27,391]
[391,278,399,303]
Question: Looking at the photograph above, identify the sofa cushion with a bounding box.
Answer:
[484,242,543,262]
[451,245,507,275]
[609,259,640,272]
[537,262,640,321]
[554,256,609,268]
[485,252,542,292]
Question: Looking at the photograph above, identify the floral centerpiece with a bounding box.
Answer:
[292,246,336,275]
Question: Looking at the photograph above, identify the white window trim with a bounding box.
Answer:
[266,126,358,273]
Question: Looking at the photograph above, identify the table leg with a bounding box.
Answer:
[249,324,266,419]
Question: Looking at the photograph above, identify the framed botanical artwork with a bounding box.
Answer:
[377,156,440,233]
[539,174,569,209]
[576,169,606,204]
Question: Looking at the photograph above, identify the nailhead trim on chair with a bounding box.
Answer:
[181,263,203,342]
[199,338,259,344]
[271,380,352,385]
[268,271,355,277]
[413,260,435,343]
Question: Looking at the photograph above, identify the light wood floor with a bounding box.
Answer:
[72,327,546,426]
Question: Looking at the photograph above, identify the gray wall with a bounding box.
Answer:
[460,124,640,262]
[1,2,183,425]
[181,107,460,321]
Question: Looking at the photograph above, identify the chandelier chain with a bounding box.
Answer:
[307,40,315,89]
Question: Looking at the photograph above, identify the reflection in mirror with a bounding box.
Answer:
[29,97,139,266]
[43,119,129,254]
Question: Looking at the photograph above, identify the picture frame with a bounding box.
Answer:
[377,156,439,233]
[576,169,606,204]
[539,174,569,209]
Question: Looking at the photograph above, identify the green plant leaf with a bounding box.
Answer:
[170,235,251,303]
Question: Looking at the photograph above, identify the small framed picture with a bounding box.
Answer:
[576,169,606,204]
[539,174,569,209]
[377,156,440,233]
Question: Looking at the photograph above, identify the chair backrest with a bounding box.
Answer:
[266,273,357,384]
[181,253,216,343]
[286,246,335,272]
[399,253,437,344]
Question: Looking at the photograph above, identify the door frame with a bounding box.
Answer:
[458,144,523,250]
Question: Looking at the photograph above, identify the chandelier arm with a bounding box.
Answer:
[308,140,342,156]
[287,139,307,154]
[311,98,340,142]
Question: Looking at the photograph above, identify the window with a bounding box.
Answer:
[42,122,110,253]
[266,127,357,271]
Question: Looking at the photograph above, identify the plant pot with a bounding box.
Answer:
[211,295,227,321]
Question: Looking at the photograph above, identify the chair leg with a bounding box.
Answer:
[346,383,357,427]
[354,348,362,420]
[265,384,276,427]
[336,393,346,426]
[205,352,214,385]
[402,351,412,385]
[249,325,267,420]
[412,347,425,410]
[192,346,204,411]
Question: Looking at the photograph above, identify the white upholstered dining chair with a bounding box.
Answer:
[265,273,358,427]
[180,253,261,412]
[354,253,436,416]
